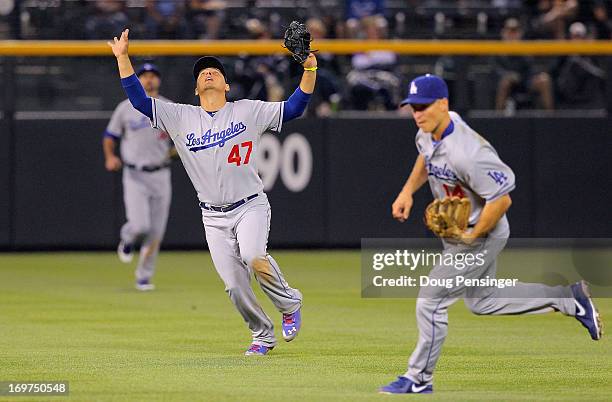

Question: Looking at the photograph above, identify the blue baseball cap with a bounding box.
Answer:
[399,74,448,106]
[136,63,161,77]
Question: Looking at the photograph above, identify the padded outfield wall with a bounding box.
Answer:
[1,115,611,250]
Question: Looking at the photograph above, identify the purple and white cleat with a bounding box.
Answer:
[244,344,274,356]
[282,309,302,342]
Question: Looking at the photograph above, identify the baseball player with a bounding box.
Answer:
[107,29,316,355]
[103,63,174,291]
[380,74,603,394]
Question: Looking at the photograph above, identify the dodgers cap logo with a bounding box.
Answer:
[400,74,449,107]
[410,81,418,95]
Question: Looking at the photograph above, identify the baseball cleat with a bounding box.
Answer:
[244,344,273,356]
[282,308,301,342]
[571,280,603,340]
[379,376,433,394]
[135,279,155,291]
[117,240,134,263]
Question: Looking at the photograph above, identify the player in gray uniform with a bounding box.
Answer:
[380,74,603,394]
[103,63,174,291]
[108,29,315,355]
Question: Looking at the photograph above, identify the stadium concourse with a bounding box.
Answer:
[0,1,610,113]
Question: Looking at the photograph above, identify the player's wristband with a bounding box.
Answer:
[303,66,318,72]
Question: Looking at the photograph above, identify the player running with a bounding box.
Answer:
[380,74,603,394]
[103,63,174,291]
[108,29,315,355]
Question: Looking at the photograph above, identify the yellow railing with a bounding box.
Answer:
[1,39,611,56]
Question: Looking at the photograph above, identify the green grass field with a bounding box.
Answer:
[1,251,610,401]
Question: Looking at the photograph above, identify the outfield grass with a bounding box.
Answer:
[0,251,610,401]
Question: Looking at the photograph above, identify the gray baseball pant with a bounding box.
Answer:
[120,168,171,282]
[202,193,302,347]
[405,236,577,384]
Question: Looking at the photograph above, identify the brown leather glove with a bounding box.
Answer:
[424,197,471,240]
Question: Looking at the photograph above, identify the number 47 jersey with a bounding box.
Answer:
[151,98,283,205]
[415,111,516,237]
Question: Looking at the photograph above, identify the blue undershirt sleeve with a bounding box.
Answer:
[121,74,153,119]
[282,87,311,122]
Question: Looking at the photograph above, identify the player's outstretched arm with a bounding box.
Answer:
[392,154,428,222]
[107,29,135,78]
[107,29,153,119]
[299,53,317,94]
[282,53,317,122]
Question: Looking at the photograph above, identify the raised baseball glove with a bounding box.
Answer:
[424,197,471,240]
[283,20,312,64]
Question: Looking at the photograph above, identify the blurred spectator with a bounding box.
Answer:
[591,1,612,39]
[531,0,578,39]
[568,20,587,38]
[230,18,286,102]
[494,18,554,112]
[304,17,341,116]
[245,17,268,40]
[186,0,225,39]
[0,0,16,39]
[145,0,187,39]
[551,22,606,109]
[85,0,128,40]
[492,0,522,7]
[346,17,400,111]
[346,0,384,20]
[321,14,342,39]
[345,0,385,39]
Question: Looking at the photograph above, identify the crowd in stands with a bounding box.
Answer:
[0,0,610,113]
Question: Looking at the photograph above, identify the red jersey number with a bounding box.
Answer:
[443,184,466,198]
[227,141,253,166]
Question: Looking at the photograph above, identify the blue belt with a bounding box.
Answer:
[199,193,258,213]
